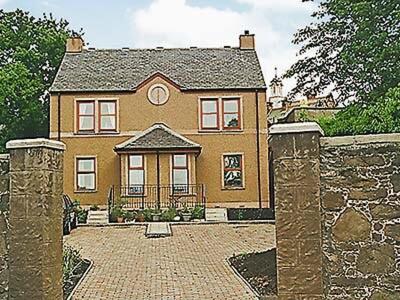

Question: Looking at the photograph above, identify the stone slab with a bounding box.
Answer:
[145,222,172,238]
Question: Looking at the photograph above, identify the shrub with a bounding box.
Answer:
[191,206,204,219]
[161,208,177,221]
[63,245,82,287]
[124,210,136,222]
[89,204,100,211]
[73,200,88,224]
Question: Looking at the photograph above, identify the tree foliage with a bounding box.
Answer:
[285,0,400,103]
[317,86,400,136]
[0,9,79,151]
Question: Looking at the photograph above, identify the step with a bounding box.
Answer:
[205,208,228,222]
[87,210,109,225]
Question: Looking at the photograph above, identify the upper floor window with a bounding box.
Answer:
[99,101,117,131]
[200,99,219,130]
[199,97,242,131]
[223,98,241,130]
[172,154,189,193]
[76,157,96,191]
[75,98,118,134]
[77,101,95,132]
[223,154,244,189]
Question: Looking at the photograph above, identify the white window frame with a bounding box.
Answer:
[74,98,119,134]
[74,155,98,193]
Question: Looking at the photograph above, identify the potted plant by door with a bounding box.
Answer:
[181,206,192,222]
[151,209,162,222]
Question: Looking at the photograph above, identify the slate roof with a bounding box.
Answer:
[50,48,266,92]
[115,124,201,152]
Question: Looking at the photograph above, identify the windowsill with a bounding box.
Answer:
[74,131,120,136]
[74,190,98,194]
[222,187,245,191]
[198,129,243,134]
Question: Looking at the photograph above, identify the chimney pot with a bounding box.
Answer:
[239,31,255,50]
[66,36,84,53]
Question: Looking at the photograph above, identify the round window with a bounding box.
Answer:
[148,84,170,105]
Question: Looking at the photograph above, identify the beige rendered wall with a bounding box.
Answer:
[50,75,269,208]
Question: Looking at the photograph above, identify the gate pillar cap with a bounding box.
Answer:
[6,138,66,151]
[269,122,324,136]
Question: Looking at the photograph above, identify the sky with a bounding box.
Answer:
[1,0,317,94]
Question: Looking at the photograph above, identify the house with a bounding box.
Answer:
[268,68,340,124]
[49,31,269,210]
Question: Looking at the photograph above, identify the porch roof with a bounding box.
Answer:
[114,123,201,153]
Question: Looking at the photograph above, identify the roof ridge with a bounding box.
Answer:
[79,47,244,52]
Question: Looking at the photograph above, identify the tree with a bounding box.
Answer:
[317,86,400,136]
[285,0,400,103]
[0,9,80,151]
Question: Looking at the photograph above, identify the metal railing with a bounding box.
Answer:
[119,184,206,209]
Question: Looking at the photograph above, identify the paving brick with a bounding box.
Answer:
[65,224,275,300]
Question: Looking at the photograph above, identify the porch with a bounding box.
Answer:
[112,184,206,209]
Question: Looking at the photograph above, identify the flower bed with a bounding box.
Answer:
[229,248,277,297]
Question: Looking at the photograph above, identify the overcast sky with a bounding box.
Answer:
[1,0,317,94]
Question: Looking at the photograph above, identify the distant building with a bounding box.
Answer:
[267,69,340,124]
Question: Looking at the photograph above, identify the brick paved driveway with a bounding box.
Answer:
[65,224,275,300]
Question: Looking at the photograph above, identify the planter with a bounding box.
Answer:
[181,213,192,222]
[152,213,162,222]
[117,217,124,223]
[135,215,145,222]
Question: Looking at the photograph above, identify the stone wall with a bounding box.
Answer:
[320,134,400,299]
[0,155,9,300]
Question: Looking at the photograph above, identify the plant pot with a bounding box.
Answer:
[152,213,161,222]
[136,215,145,222]
[117,217,124,223]
[181,213,192,222]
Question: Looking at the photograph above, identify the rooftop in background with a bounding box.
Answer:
[51,32,266,93]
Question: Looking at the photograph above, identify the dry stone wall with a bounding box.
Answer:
[320,135,400,299]
[0,155,9,300]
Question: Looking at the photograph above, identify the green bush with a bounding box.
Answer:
[161,208,177,221]
[191,206,204,219]
[63,245,82,286]
[73,200,88,224]
[89,204,100,211]
[317,87,400,136]
[124,210,136,222]
[142,208,154,222]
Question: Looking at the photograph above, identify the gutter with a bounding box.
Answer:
[255,90,262,208]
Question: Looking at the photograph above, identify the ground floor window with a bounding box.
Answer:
[172,154,189,193]
[128,155,145,194]
[223,154,244,188]
[76,157,96,191]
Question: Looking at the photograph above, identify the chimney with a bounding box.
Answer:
[66,36,84,53]
[239,30,255,50]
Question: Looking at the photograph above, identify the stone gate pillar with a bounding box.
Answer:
[6,139,65,300]
[269,122,324,299]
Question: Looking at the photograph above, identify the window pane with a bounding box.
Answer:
[202,100,217,113]
[129,155,143,168]
[78,159,94,172]
[100,102,115,114]
[101,116,116,130]
[224,155,241,169]
[129,170,144,185]
[173,154,187,167]
[173,169,188,185]
[202,115,217,128]
[79,102,94,115]
[223,100,239,113]
[224,114,239,128]
[224,170,242,187]
[77,174,95,190]
[79,116,94,130]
